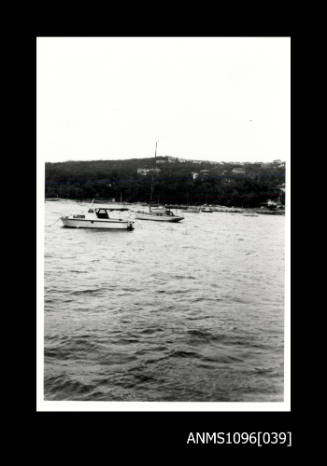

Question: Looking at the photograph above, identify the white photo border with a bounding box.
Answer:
[37,36,291,412]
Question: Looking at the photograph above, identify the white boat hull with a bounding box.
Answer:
[135,212,184,222]
[60,217,134,230]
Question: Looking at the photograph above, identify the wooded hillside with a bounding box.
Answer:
[45,157,285,207]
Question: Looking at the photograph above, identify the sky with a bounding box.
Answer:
[37,37,290,164]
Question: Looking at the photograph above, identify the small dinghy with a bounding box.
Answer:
[60,205,134,230]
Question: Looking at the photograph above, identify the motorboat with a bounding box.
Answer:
[60,205,135,230]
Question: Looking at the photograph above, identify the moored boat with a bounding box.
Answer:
[201,206,213,213]
[60,205,134,230]
[135,205,184,222]
[255,209,285,215]
[135,141,184,223]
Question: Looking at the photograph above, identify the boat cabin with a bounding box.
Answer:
[151,208,175,216]
[163,209,174,216]
[88,208,111,219]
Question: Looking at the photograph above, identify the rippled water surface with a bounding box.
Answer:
[44,200,285,401]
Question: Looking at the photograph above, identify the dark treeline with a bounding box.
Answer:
[45,156,285,207]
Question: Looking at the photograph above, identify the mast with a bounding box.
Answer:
[149,140,158,209]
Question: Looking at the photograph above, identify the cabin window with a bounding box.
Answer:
[96,208,109,219]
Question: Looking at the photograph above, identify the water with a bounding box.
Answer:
[44,200,285,401]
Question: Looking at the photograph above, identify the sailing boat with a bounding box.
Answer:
[135,142,184,223]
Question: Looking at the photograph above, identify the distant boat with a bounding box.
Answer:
[186,206,201,213]
[201,206,213,213]
[60,204,134,230]
[136,206,184,222]
[255,209,285,216]
[135,141,184,223]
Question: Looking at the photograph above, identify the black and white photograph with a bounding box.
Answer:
[37,36,290,411]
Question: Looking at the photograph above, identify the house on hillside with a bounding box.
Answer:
[273,159,286,168]
[190,160,203,164]
[164,156,179,163]
[137,168,161,176]
[267,199,278,207]
[191,172,199,180]
[200,169,210,176]
[231,167,246,175]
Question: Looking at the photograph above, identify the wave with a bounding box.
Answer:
[44,200,285,401]
[44,374,95,399]
[72,288,104,295]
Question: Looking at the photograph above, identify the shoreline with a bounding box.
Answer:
[45,198,285,215]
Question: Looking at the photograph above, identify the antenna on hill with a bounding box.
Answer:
[150,140,158,207]
[154,140,158,165]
